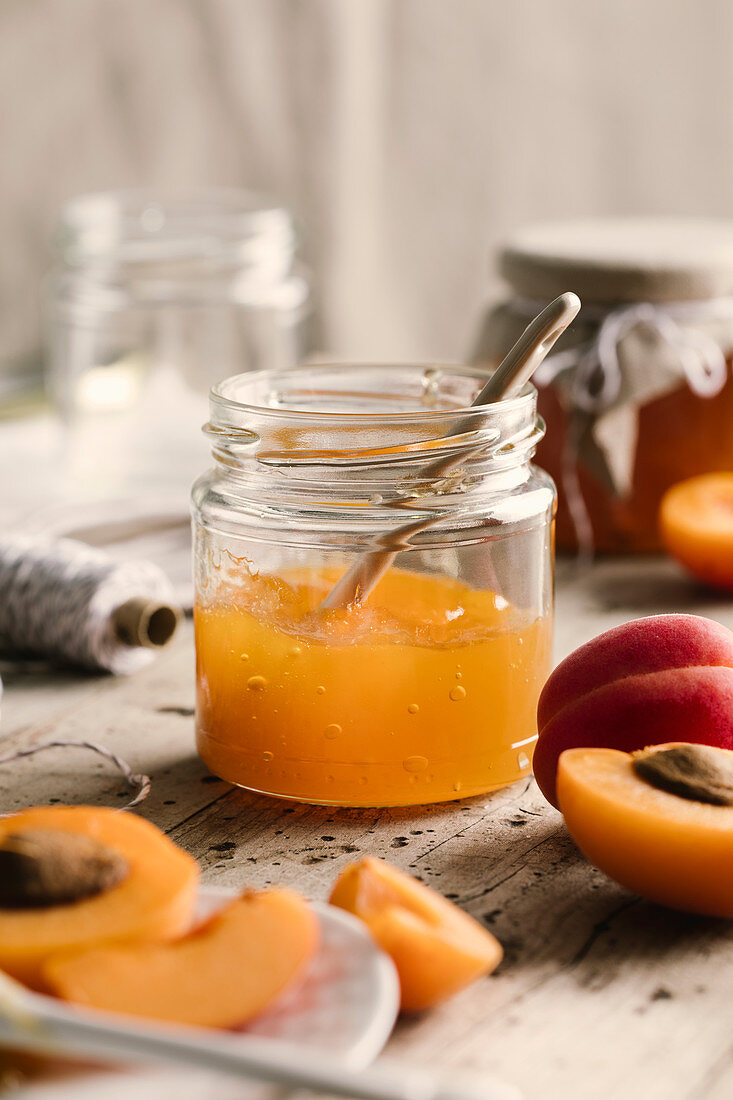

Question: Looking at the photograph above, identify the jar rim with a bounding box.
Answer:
[209,363,536,426]
[56,188,295,266]
[200,363,547,540]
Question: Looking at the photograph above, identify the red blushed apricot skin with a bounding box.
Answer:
[534,615,733,808]
[538,615,733,730]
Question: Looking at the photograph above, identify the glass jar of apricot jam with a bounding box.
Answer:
[192,364,555,807]
[474,217,733,554]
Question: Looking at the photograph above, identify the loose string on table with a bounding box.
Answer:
[0,740,151,811]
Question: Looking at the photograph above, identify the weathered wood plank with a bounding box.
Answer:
[169,776,733,1100]
[2,558,733,1099]
[0,629,224,830]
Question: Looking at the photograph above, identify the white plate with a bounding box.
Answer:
[0,887,401,1098]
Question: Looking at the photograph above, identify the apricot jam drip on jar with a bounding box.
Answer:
[192,364,556,807]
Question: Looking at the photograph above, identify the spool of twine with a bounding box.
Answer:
[0,537,181,675]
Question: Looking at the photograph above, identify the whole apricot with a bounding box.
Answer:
[557,744,733,917]
[534,614,733,808]
[660,473,733,589]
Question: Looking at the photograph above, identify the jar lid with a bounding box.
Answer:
[500,218,733,303]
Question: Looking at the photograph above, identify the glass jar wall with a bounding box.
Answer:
[192,364,556,807]
[45,189,313,499]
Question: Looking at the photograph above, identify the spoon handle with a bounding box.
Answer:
[475,292,580,403]
[321,293,580,610]
[0,972,520,1100]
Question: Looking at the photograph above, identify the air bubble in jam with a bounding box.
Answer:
[403,755,429,773]
[324,723,341,740]
[262,751,274,763]
[407,703,420,715]
[247,675,267,691]
[316,685,326,696]
[449,685,467,702]
[240,653,249,661]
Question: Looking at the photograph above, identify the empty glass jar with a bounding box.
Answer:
[45,189,313,498]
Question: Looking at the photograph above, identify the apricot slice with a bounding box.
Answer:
[330,856,501,1012]
[557,744,733,916]
[44,889,319,1029]
[660,473,733,589]
[0,806,199,990]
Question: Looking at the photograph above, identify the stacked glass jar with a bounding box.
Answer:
[45,189,313,497]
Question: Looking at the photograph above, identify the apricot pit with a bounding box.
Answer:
[632,743,733,806]
[0,830,128,908]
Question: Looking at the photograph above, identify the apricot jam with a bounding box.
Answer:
[195,565,552,806]
[192,364,556,806]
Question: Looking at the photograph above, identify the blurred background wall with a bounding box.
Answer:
[3,0,733,376]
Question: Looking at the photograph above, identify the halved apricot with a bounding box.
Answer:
[330,856,502,1012]
[534,613,733,808]
[44,889,319,1029]
[0,806,199,990]
[660,473,733,589]
[557,744,733,916]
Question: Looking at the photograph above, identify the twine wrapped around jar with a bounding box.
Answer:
[472,218,733,554]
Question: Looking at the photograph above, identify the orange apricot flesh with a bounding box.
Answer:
[557,745,733,916]
[44,888,319,1029]
[330,856,502,1011]
[659,473,733,589]
[0,806,199,991]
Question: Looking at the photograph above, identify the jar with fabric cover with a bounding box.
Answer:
[472,218,733,553]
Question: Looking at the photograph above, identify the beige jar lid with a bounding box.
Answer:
[500,218,733,304]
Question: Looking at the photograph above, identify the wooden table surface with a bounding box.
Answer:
[1,556,732,1100]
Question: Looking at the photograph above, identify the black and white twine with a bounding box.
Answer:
[0,536,176,674]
